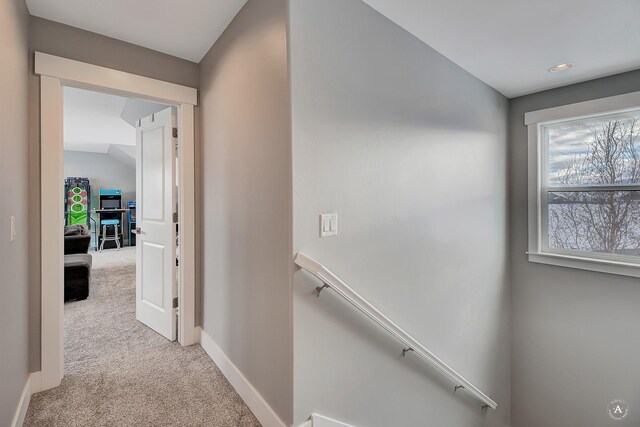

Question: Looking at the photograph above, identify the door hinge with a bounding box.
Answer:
[172,127,178,138]
[173,212,178,223]
[173,297,178,309]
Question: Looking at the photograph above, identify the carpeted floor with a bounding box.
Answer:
[24,248,261,427]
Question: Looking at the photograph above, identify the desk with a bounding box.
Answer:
[91,209,130,249]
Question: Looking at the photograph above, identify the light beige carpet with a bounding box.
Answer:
[90,246,137,269]
[25,248,261,427]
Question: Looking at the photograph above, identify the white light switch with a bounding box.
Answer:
[10,216,16,242]
[320,213,338,237]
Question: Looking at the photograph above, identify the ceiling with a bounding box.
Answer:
[362,0,640,97]
[26,0,640,97]
[25,0,248,62]
[64,87,134,153]
[120,98,169,127]
[64,87,166,159]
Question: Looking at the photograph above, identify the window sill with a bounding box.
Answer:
[527,251,640,278]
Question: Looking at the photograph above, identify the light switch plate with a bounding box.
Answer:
[10,216,16,242]
[320,213,338,238]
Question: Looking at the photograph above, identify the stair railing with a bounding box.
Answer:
[294,252,497,410]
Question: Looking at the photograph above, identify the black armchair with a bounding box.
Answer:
[64,224,92,301]
[64,224,91,254]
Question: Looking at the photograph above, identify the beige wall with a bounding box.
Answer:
[199,0,293,423]
[28,17,200,371]
[0,0,30,424]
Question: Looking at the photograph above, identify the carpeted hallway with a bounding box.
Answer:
[24,248,261,427]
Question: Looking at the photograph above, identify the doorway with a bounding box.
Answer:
[36,52,197,392]
[63,85,179,335]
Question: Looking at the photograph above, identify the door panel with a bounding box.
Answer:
[135,107,176,340]
[141,126,165,221]
[140,241,165,309]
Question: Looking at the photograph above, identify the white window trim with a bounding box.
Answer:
[525,90,640,278]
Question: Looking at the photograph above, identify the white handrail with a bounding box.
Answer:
[294,252,497,410]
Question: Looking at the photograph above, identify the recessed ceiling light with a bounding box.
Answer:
[548,63,573,73]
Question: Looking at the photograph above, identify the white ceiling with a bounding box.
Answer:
[64,87,135,153]
[26,0,640,96]
[25,0,248,62]
[64,86,166,160]
[121,99,169,127]
[363,0,640,97]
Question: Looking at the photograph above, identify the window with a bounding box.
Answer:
[526,91,640,277]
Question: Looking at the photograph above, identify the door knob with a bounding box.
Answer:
[134,227,142,234]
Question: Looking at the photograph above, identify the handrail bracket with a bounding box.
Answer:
[294,252,498,411]
[315,283,329,297]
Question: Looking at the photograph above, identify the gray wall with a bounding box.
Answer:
[510,70,640,427]
[199,0,292,423]
[29,17,200,371]
[64,150,136,244]
[289,1,510,426]
[0,0,30,424]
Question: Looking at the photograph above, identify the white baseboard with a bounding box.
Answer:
[303,413,355,427]
[197,327,286,427]
[10,372,41,427]
[29,371,42,394]
[296,414,357,427]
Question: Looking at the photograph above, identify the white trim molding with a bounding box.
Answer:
[177,104,196,346]
[297,414,356,427]
[10,377,30,427]
[35,52,198,391]
[40,75,64,391]
[10,372,42,427]
[29,371,42,395]
[197,327,287,427]
[527,252,640,278]
[34,52,197,105]
[525,90,640,278]
[524,90,640,125]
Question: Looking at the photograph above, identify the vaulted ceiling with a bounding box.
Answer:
[26,0,640,97]
[363,0,640,97]
[64,87,134,154]
[25,0,248,62]
[63,87,166,156]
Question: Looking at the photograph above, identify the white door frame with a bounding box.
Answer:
[36,52,198,391]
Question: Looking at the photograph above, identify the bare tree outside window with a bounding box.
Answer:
[548,117,640,256]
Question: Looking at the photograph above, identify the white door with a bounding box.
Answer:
[135,107,177,340]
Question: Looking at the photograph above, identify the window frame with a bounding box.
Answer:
[526,91,640,278]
